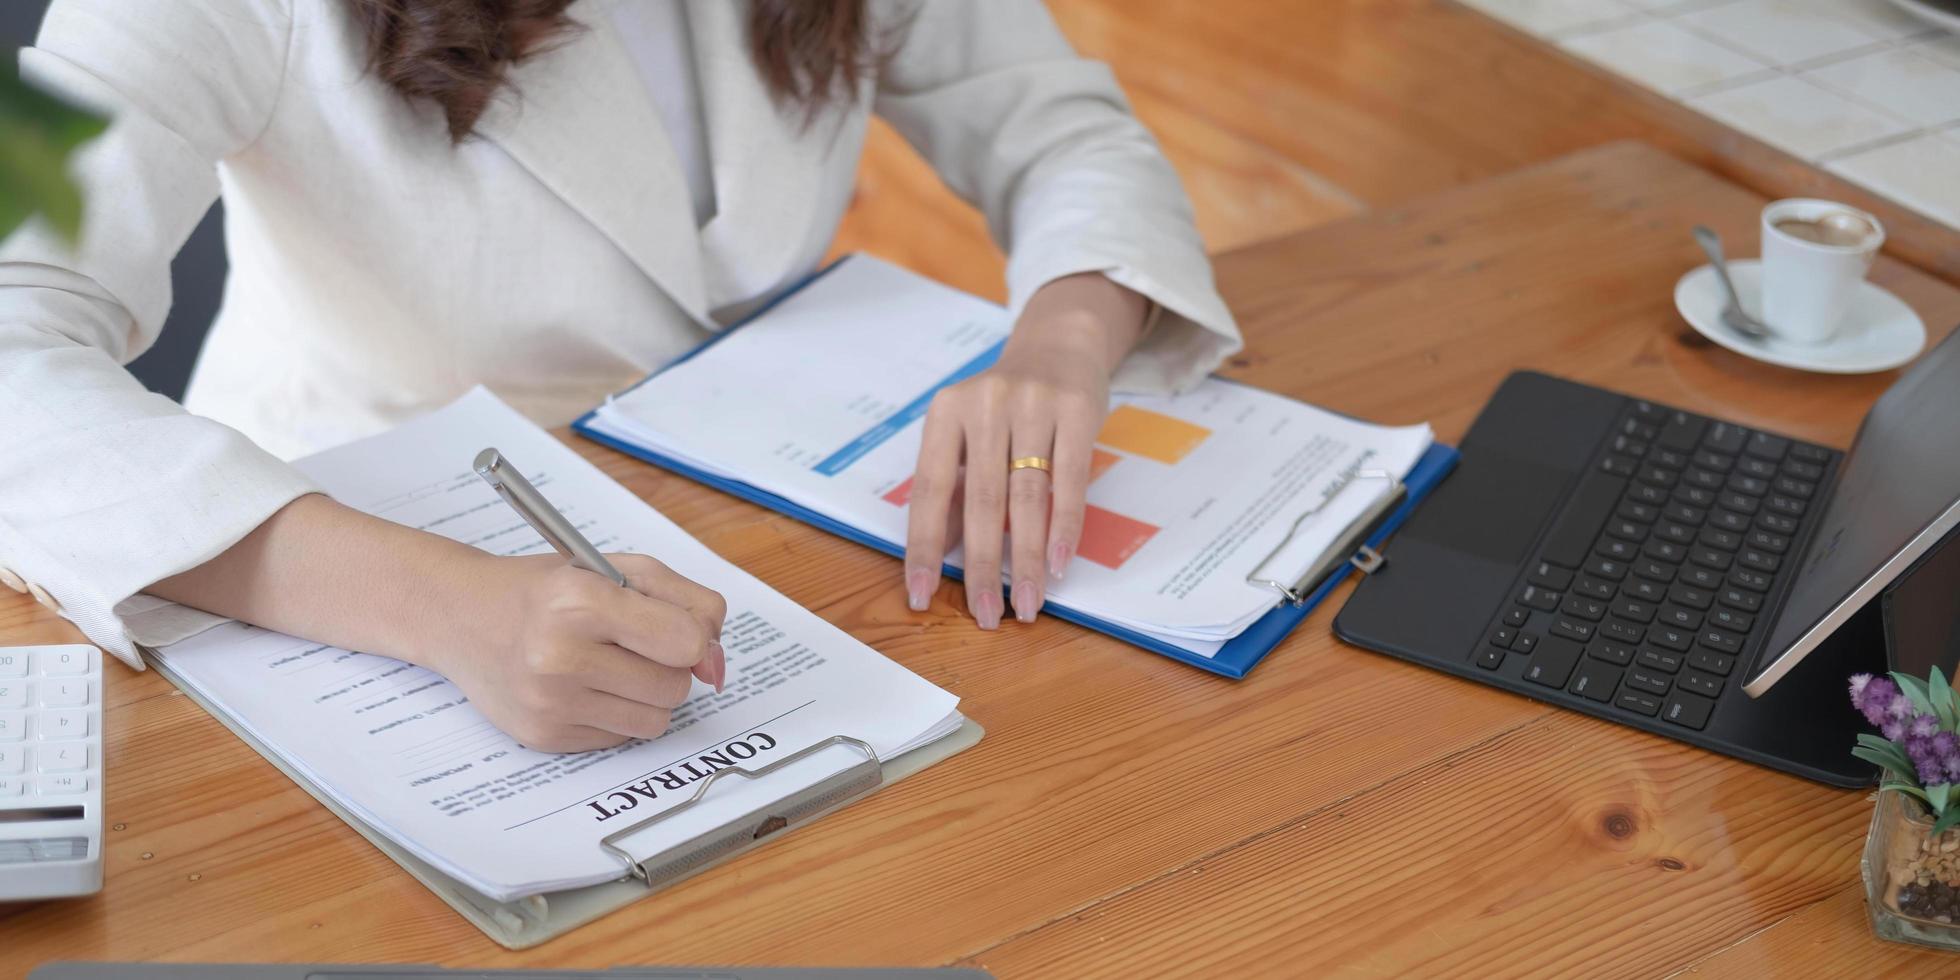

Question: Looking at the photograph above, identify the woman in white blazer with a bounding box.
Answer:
[1,0,1240,749]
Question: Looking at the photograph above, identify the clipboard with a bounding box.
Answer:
[574,255,1460,679]
[147,652,983,950]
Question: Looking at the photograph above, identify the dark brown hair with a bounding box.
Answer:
[348,0,873,142]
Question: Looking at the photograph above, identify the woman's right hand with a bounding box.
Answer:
[432,552,728,753]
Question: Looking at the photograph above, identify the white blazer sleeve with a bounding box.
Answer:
[871,0,1242,395]
[0,0,317,669]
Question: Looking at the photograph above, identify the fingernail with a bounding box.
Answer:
[906,567,933,611]
[710,642,726,694]
[1049,541,1072,580]
[974,591,1002,630]
[1013,581,1038,623]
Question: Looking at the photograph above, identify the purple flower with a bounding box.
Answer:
[1884,718,1909,741]
[1943,755,1960,784]
[1851,673,1876,707]
[1889,693,1916,720]
[1908,736,1935,764]
[1862,678,1902,725]
[1913,714,1941,738]
[1921,759,1947,785]
[1933,731,1959,759]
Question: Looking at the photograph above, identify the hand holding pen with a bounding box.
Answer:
[456,449,727,752]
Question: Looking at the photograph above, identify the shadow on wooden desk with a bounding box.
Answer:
[3,142,1957,978]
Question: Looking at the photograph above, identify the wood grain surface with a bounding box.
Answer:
[4,141,1959,976]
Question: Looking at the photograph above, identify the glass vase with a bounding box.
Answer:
[1865,787,1960,949]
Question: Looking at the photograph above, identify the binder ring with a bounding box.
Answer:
[598,734,883,888]
[1246,467,1406,606]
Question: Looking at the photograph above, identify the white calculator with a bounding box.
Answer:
[0,645,103,899]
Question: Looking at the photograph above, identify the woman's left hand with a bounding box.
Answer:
[902,273,1150,628]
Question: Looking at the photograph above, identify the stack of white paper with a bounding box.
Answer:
[586,256,1433,658]
[150,389,964,902]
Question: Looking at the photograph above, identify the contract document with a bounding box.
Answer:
[582,256,1435,658]
[149,389,964,902]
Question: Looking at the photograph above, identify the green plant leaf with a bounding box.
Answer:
[0,61,108,244]
[1856,734,1916,775]
[1932,668,1958,731]
[1935,807,1960,836]
[1931,783,1951,814]
[1894,671,1937,717]
[1856,746,1920,785]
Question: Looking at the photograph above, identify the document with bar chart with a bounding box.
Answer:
[577,255,1453,675]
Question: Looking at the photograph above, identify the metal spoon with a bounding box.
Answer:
[1692,225,1773,341]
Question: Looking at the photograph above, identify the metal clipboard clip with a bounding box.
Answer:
[598,734,883,888]
[1245,467,1407,606]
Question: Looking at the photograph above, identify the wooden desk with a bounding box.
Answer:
[4,142,1959,977]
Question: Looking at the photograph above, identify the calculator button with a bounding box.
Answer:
[37,648,89,676]
[0,712,23,741]
[35,743,87,772]
[0,682,26,709]
[0,777,22,797]
[0,745,23,773]
[38,711,89,739]
[39,774,86,795]
[40,681,88,707]
[0,652,24,678]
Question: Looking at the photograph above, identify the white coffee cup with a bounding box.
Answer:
[1759,198,1883,346]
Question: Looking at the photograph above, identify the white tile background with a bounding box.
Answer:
[1458,0,1960,230]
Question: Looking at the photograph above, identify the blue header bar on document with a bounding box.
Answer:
[811,340,1006,477]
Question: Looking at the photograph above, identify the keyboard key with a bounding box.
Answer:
[1747,530,1790,554]
[1757,511,1798,534]
[1626,667,1673,696]
[1736,456,1776,480]
[1611,598,1656,623]
[1527,561,1574,590]
[37,648,89,676]
[1664,502,1708,525]
[1606,519,1650,543]
[0,745,23,773]
[39,774,87,795]
[1643,539,1687,564]
[1745,432,1788,460]
[1714,493,1756,517]
[1689,548,1733,571]
[1655,522,1697,545]
[1699,527,1741,551]
[1590,641,1635,666]
[1514,632,1539,655]
[1613,434,1651,457]
[1518,585,1561,611]
[1573,576,1616,600]
[1560,596,1607,622]
[1570,661,1622,702]
[1629,483,1669,506]
[1601,455,1636,476]
[38,710,88,740]
[1633,401,1667,423]
[1681,566,1724,590]
[1684,468,1725,491]
[1541,475,1628,567]
[1692,450,1735,473]
[1638,465,1680,489]
[1659,412,1707,453]
[1597,537,1640,562]
[1551,618,1595,643]
[0,777,22,797]
[1600,620,1645,643]
[1504,608,1529,628]
[0,683,25,709]
[1649,626,1694,652]
[1703,422,1748,454]
[1727,473,1769,496]
[1739,549,1781,574]
[1623,578,1667,603]
[1585,557,1628,582]
[1673,485,1717,508]
[1489,626,1517,650]
[0,652,24,679]
[1790,443,1831,464]
[1668,583,1715,610]
[1650,449,1689,470]
[1619,500,1659,523]
[1767,494,1806,518]
[1772,476,1815,499]
[0,712,22,742]
[1658,604,1703,630]
[1679,669,1724,698]
[1699,628,1743,654]
[1623,418,1659,441]
[1639,648,1684,673]
[1689,649,1735,676]
[1720,587,1763,613]
[1631,559,1676,583]
[1617,690,1663,717]
[1783,459,1823,481]
[1662,691,1715,730]
[35,743,86,772]
[1729,568,1771,593]
[39,681,88,708]
[1523,636,1584,688]
[1476,648,1504,668]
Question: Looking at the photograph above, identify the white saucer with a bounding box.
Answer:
[1674,260,1926,374]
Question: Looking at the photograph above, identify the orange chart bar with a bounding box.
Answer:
[1096,405,1211,465]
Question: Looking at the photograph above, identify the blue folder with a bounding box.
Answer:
[574,257,1460,679]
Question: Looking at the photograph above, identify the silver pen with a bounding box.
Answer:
[473,448,628,587]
